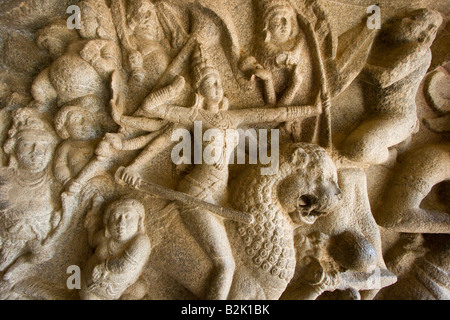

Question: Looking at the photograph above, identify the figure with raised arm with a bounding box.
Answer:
[114,43,321,299]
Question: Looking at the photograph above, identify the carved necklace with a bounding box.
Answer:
[14,167,49,188]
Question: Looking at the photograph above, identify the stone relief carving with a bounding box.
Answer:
[374,144,450,299]
[342,9,443,164]
[81,196,151,300]
[0,108,61,286]
[0,0,448,300]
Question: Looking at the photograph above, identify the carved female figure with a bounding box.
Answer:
[81,197,151,300]
[241,0,306,106]
[114,43,322,299]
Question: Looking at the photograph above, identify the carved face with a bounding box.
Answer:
[392,9,442,44]
[267,10,294,44]
[108,205,140,242]
[199,74,224,108]
[130,1,160,41]
[39,36,64,60]
[66,111,98,140]
[278,156,342,225]
[15,135,54,173]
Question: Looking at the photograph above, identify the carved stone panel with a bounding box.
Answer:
[0,0,448,300]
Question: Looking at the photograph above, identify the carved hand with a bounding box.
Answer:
[315,92,324,114]
[110,99,125,125]
[120,167,143,188]
[105,133,123,150]
[84,194,104,229]
[253,67,273,82]
[92,263,107,282]
[292,64,304,86]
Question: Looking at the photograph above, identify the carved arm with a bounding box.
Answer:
[232,94,322,127]
[362,45,431,88]
[103,235,151,274]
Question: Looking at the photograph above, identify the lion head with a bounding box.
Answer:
[230,143,342,281]
[277,143,342,225]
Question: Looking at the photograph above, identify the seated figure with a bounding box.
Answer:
[81,197,151,300]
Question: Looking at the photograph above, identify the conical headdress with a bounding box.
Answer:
[191,43,220,90]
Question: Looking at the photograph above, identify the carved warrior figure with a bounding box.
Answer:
[342,9,443,164]
[241,0,304,107]
[81,197,151,300]
[124,0,171,82]
[53,97,102,187]
[0,108,60,284]
[113,43,322,300]
[111,0,186,89]
[374,144,450,299]
[240,0,376,148]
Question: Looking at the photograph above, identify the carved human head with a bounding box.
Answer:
[278,144,342,225]
[54,101,100,141]
[261,0,297,44]
[104,198,146,242]
[127,0,161,41]
[35,20,79,60]
[4,108,58,173]
[192,44,224,108]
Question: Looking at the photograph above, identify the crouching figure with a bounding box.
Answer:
[81,197,151,300]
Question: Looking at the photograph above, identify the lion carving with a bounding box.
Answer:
[225,143,343,300]
[144,142,394,300]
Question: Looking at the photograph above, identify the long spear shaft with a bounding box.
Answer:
[115,168,255,225]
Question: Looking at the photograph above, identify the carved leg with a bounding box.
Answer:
[0,241,24,273]
[178,207,235,300]
[341,114,417,164]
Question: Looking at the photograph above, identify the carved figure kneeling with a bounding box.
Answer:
[81,197,151,300]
